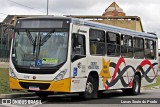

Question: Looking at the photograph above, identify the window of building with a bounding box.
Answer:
[121,35,133,57]
[134,37,144,59]
[89,29,105,55]
[106,32,120,56]
[145,39,155,59]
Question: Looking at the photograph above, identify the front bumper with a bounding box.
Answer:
[9,76,71,92]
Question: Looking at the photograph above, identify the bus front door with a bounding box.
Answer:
[70,25,89,92]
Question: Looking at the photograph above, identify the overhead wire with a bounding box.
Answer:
[0,13,7,21]
[0,12,7,16]
[8,0,46,14]
[1,0,47,21]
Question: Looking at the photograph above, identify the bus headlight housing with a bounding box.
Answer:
[54,69,67,81]
[9,68,17,79]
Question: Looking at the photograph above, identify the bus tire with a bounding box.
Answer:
[79,76,98,99]
[132,75,141,95]
[123,75,141,95]
[98,90,104,98]
[36,91,49,98]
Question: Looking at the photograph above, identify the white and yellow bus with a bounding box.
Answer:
[9,17,159,99]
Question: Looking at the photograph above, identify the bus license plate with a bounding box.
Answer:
[29,86,40,91]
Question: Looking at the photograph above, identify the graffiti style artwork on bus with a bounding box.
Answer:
[103,57,158,90]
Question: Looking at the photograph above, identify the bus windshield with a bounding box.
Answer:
[12,30,69,67]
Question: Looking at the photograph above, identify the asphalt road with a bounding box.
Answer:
[1,89,160,107]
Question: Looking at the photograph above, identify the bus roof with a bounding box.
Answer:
[71,18,157,39]
[16,16,157,39]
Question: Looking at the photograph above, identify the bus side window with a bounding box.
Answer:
[89,29,105,55]
[134,37,144,59]
[72,34,86,56]
[121,35,133,57]
[106,32,120,56]
[77,35,86,55]
[145,39,155,59]
[72,34,76,54]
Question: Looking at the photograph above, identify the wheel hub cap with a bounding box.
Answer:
[86,82,93,94]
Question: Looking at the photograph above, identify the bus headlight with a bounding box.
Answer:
[54,69,67,81]
[9,68,17,79]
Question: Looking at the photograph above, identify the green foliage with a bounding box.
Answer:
[0,68,27,94]
[144,76,160,88]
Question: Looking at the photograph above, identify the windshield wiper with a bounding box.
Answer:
[26,30,35,45]
[40,30,54,46]
[26,30,37,56]
[25,30,54,63]
[36,33,41,59]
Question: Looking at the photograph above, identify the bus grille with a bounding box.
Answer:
[15,67,58,74]
[19,82,50,90]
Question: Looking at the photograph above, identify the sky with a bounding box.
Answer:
[0,0,160,39]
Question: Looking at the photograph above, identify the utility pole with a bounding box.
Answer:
[47,0,49,15]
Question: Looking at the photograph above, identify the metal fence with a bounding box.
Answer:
[0,23,13,62]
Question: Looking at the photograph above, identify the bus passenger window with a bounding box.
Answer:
[134,37,144,59]
[145,39,155,59]
[89,29,105,55]
[106,32,120,56]
[121,35,133,57]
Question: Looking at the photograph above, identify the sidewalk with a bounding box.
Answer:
[0,62,9,68]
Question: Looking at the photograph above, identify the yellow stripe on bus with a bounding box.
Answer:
[9,76,71,92]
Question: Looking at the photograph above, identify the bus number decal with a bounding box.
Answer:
[88,62,99,69]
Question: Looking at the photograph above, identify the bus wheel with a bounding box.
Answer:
[123,75,141,95]
[36,91,49,98]
[79,76,98,99]
[132,75,141,95]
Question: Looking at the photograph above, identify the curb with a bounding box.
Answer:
[141,86,160,90]
[0,92,36,98]
[0,62,9,68]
